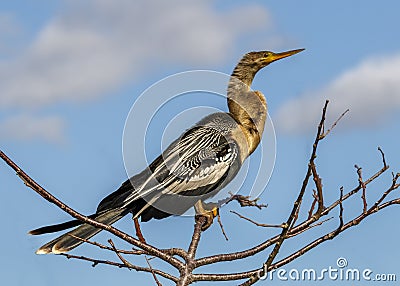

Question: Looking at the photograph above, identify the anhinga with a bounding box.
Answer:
[30,48,304,254]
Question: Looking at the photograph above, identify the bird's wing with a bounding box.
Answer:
[119,124,239,208]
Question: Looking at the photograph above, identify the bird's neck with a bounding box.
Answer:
[227,64,257,94]
[227,68,267,156]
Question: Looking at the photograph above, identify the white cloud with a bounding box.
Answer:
[0,0,270,108]
[0,114,65,143]
[275,53,400,134]
[0,13,22,55]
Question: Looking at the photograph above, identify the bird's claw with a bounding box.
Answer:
[195,201,219,230]
[196,207,219,231]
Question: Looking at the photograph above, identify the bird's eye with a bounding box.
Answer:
[264,52,270,58]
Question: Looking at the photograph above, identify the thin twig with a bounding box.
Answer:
[230,211,285,228]
[336,187,344,234]
[223,193,268,209]
[355,165,368,213]
[320,108,349,139]
[61,253,178,282]
[217,213,229,241]
[286,217,334,238]
[311,162,324,215]
[145,256,163,286]
[378,147,387,168]
[307,190,318,220]
[367,172,400,214]
[67,234,144,255]
[109,239,136,269]
[290,197,302,229]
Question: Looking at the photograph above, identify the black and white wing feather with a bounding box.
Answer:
[102,113,240,215]
[30,113,242,254]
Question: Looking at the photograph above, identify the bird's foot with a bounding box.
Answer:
[195,201,219,231]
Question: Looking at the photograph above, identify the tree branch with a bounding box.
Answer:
[61,253,178,282]
[2,100,398,286]
[230,211,285,228]
[0,150,184,271]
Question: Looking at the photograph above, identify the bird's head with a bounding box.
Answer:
[230,48,304,87]
[241,48,305,70]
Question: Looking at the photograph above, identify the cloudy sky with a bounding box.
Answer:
[1,1,400,285]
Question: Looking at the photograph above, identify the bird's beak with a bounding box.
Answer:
[267,48,305,64]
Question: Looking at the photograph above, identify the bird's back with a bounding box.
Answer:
[97,112,244,221]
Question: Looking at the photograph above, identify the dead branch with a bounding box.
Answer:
[109,239,137,269]
[145,256,163,286]
[61,253,178,282]
[0,150,184,272]
[286,217,333,238]
[320,108,349,139]
[239,100,331,285]
[230,211,285,228]
[355,164,368,213]
[177,216,205,286]
[194,103,392,272]
[1,100,399,286]
[310,162,324,216]
[307,190,318,219]
[223,192,267,209]
[67,234,144,255]
[216,213,229,241]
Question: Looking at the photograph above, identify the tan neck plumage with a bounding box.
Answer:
[227,74,267,158]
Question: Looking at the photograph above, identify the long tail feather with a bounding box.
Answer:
[35,208,126,254]
[29,214,97,235]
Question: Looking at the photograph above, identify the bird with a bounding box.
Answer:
[29,48,304,254]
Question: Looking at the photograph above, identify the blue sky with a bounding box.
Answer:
[1,1,400,285]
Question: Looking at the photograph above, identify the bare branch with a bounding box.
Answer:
[188,216,205,259]
[355,164,368,213]
[109,239,136,269]
[67,234,143,255]
[307,190,318,220]
[378,146,387,168]
[0,150,184,270]
[230,211,285,228]
[195,151,390,267]
[286,217,334,238]
[367,172,400,214]
[145,256,163,286]
[311,162,324,215]
[177,216,205,286]
[190,190,400,283]
[320,108,349,139]
[61,253,178,282]
[239,100,331,285]
[224,193,267,209]
[2,99,398,286]
[336,187,344,233]
[272,189,400,271]
[217,213,229,241]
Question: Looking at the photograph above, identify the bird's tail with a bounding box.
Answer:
[30,208,126,254]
